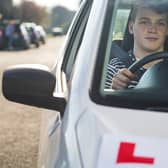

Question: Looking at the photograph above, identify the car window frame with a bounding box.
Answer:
[90,0,168,111]
[61,0,93,81]
[90,0,116,103]
[90,0,142,109]
[53,0,93,98]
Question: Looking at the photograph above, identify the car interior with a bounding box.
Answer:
[91,0,168,112]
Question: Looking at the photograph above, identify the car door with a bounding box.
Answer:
[56,0,168,167]
[38,0,93,168]
[87,0,168,167]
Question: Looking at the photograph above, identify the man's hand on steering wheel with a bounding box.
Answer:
[112,52,168,90]
[112,68,135,90]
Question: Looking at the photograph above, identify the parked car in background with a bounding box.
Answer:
[3,0,168,168]
[23,22,40,48]
[0,25,5,49]
[12,23,31,50]
[36,25,46,44]
[1,21,31,50]
[51,27,63,36]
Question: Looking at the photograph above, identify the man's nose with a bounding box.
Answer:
[148,23,157,32]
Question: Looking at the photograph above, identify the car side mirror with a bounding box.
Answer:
[2,64,66,115]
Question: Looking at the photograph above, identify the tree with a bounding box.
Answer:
[14,1,48,25]
[0,0,13,19]
[51,6,76,33]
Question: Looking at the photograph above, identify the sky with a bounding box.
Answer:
[14,0,80,10]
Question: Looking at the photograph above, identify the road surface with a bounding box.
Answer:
[0,36,65,168]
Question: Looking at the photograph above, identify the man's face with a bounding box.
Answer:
[129,8,168,53]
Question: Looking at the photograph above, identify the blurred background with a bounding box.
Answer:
[0,0,82,50]
[0,0,82,168]
[0,0,82,33]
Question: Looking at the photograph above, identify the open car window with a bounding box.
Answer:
[102,0,132,90]
[91,0,168,111]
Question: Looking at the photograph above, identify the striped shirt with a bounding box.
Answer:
[105,51,146,89]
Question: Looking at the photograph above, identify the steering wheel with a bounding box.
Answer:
[128,51,168,73]
[110,51,168,110]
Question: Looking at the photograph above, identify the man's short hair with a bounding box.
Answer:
[130,0,168,22]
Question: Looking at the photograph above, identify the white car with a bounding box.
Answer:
[2,0,168,168]
[36,25,47,44]
[52,27,63,36]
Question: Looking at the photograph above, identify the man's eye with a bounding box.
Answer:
[158,22,166,26]
[139,21,148,25]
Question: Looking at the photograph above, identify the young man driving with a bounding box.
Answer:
[105,0,168,90]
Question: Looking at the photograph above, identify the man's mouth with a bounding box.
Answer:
[145,37,158,41]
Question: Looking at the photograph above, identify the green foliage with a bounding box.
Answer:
[114,15,127,35]
[113,10,130,40]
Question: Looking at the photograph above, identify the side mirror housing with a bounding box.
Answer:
[2,64,66,114]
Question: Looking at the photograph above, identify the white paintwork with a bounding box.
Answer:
[38,0,168,167]
[96,134,168,168]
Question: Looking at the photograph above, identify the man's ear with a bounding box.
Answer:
[128,21,134,34]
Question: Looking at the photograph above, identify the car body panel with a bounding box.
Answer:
[40,0,168,164]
